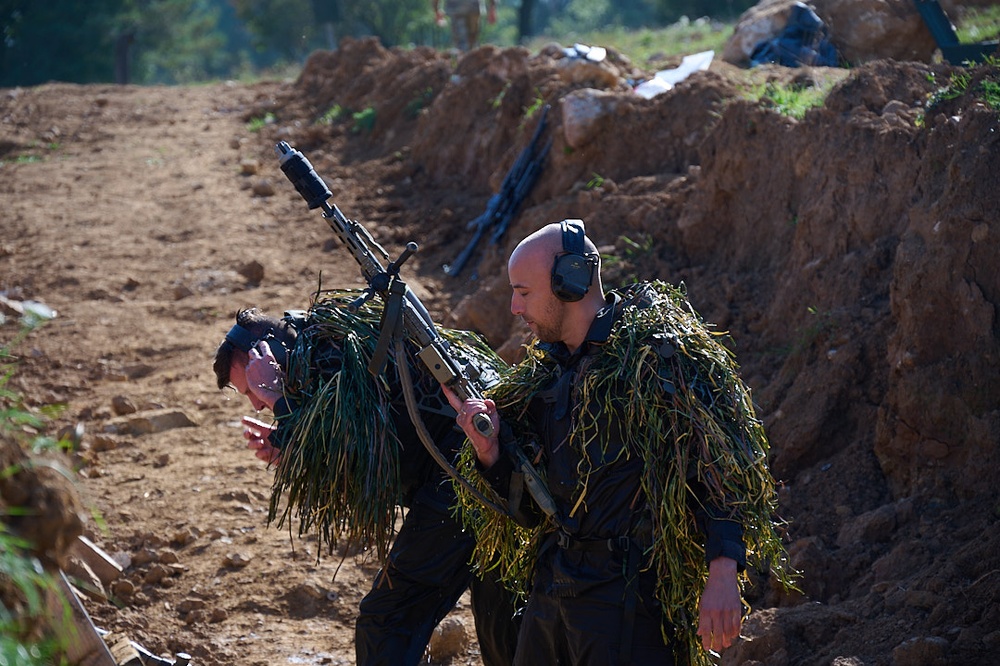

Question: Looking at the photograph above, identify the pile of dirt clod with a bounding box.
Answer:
[246,38,1000,664]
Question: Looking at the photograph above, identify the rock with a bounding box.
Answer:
[722,0,938,66]
[252,178,275,197]
[171,527,198,546]
[561,88,621,150]
[427,617,469,662]
[722,0,797,66]
[554,56,623,90]
[891,636,949,666]
[223,552,252,569]
[177,598,206,614]
[815,0,936,64]
[103,409,198,436]
[110,578,136,600]
[132,547,158,566]
[836,503,898,548]
[239,158,260,175]
[111,395,137,416]
[144,563,172,585]
[158,549,179,564]
[237,260,265,284]
[89,433,120,452]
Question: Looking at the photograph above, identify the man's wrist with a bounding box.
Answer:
[709,556,738,575]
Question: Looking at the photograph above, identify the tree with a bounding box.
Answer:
[0,0,245,86]
[120,0,232,84]
[0,0,126,86]
[230,0,317,61]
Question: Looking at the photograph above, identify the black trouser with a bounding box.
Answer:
[355,481,519,666]
[512,535,674,666]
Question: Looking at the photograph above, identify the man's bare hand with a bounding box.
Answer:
[245,341,283,409]
[697,556,743,653]
[440,384,500,468]
[242,415,281,465]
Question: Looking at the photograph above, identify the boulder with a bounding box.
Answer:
[722,0,940,66]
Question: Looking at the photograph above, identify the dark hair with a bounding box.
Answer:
[213,308,297,389]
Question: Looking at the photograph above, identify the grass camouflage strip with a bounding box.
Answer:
[267,289,508,563]
[455,280,796,666]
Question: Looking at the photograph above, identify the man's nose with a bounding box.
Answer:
[510,294,523,316]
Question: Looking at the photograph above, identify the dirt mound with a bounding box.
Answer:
[2,37,998,665]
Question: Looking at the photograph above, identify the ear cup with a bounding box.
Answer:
[551,219,597,302]
[225,324,287,366]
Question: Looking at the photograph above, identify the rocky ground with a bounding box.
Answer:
[1,34,999,666]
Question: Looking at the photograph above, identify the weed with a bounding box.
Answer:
[318,105,345,125]
[586,172,605,190]
[351,107,377,134]
[955,5,1000,43]
[490,82,511,109]
[980,79,1000,110]
[0,319,72,665]
[620,234,654,259]
[754,81,831,119]
[928,71,971,108]
[246,112,275,133]
[404,87,435,119]
[523,91,545,120]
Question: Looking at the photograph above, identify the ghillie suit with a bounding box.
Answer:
[456,280,795,666]
[265,289,507,562]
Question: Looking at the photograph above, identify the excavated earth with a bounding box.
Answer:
[1,36,999,666]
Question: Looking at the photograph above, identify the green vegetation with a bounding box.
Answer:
[351,107,377,134]
[981,78,1000,110]
[490,82,511,110]
[318,105,346,125]
[585,172,606,190]
[751,80,837,119]
[246,112,276,133]
[528,16,731,66]
[404,87,435,119]
[524,91,546,119]
[0,316,71,666]
[955,5,1000,44]
[926,63,1000,112]
[1,0,750,87]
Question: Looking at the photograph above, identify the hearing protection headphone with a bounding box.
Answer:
[551,219,598,302]
[224,324,266,354]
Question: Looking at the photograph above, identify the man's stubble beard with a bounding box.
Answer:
[531,297,567,344]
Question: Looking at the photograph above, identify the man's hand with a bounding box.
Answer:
[440,384,500,468]
[245,340,283,409]
[697,556,743,653]
[242,415,281,465]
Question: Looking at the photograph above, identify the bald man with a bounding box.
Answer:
[446,219,758,665]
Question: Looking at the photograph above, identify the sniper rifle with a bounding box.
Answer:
[274,141,559,523]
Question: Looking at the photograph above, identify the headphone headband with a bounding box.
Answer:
[560,219,586,255]
[225,324,260,353]
[551,219,597,303]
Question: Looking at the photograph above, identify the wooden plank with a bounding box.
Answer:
[47,571,118,666]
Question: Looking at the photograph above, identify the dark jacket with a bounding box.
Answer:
[482,289,746,573]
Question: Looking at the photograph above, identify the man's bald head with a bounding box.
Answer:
[507,220,605,351]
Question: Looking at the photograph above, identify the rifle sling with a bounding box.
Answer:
[368,280,406,377]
